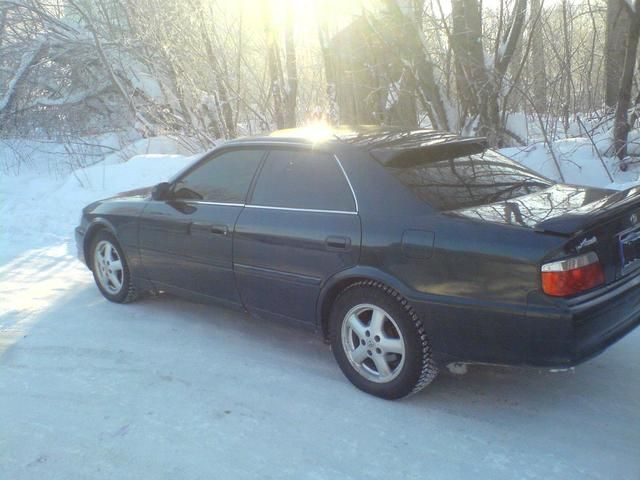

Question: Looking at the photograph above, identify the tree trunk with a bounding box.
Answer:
[529,0,546,113]
[283,8,297,128]
[606,0,632,109]
[318,21,339,124]
[561,0,572,133]
[450,0,526,145]
[383,1,452,129]
[200,20,236,138]
[487,0,527,145]
[451,0,487,124]
[0,6,7,48]
[316,2,340,124]
[0,41,46,117]
[188,0,236,138]
[263,5,285,129]
[614,14,640,161]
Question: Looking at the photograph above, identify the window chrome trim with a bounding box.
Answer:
[333,154,359,213]
[180,199,357,214]
[245,204,357,215]
[184,200,245,207]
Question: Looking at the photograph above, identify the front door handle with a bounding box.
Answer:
[190,222,228,236]
[325,235,351,251]
[210,224,229,236]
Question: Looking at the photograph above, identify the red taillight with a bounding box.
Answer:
[541,252,605,297]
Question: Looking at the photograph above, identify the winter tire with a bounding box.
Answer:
[329,280,438,399]
[90,230,137,303]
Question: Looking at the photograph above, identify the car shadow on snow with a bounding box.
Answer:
[111,291,639,410]
[407,330,640,419]
[7,280,639,420]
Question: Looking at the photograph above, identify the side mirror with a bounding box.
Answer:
[151,182,171,201]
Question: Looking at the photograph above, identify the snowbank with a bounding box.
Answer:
[101,136,200,165]
[500,140,640,191]
[0,133,124,176]
[0,134,200,176]
[62,154,196,193]
[0,153,196,261]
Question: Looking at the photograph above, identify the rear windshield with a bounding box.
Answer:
[385,149,553,211]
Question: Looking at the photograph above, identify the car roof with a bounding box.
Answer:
[225,126,488,167]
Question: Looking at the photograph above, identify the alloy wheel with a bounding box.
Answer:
[341,303,406,383]
[93,240,124,295]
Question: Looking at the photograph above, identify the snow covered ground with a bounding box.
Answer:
[1,137,640,479]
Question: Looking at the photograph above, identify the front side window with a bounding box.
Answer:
[172,149,264,203]
[250,149,356,212]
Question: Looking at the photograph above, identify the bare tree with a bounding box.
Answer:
[0,0,632,180]
[613,1,640,162]
[448,0,527,144]
[529,0,547,114]
[605,0,631,109]
[262,2,297,129]
[283,7,297,127]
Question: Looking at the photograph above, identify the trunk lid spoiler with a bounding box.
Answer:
[534,186,640,236]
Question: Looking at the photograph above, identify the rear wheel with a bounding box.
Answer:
[329,281,437,399]
[90,231,137,303]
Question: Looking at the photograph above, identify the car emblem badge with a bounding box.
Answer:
[576,236,597,251]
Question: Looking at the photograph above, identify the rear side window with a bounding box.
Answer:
[173,149,264,203]
[251,150,356,212]
[386,149,553,211]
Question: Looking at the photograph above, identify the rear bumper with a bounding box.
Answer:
[527,273,640,367]
[409,275,640,367]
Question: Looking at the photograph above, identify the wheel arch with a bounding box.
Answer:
[316,267,414,340]
[83,218,118,266]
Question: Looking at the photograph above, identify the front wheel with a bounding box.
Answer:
[90,231,137,303]
[329,281,437,399]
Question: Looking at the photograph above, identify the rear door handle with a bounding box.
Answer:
[325,235,351,251]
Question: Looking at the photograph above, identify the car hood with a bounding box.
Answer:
[110,185,154,199]
[447,183,637,234]
[82,186,153,214]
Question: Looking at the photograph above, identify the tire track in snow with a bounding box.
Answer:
[0,243,91,357]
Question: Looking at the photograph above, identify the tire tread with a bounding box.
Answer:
[91,230,138,304]
[332,279,438,398]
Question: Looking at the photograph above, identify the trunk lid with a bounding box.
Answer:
[449,184,640,234]
[451,184,640,281]
[533,186,640,235]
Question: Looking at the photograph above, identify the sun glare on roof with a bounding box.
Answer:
[272,122,335,142]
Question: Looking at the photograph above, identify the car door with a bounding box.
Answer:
[138,148,265,304]
[233,147,361,324]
